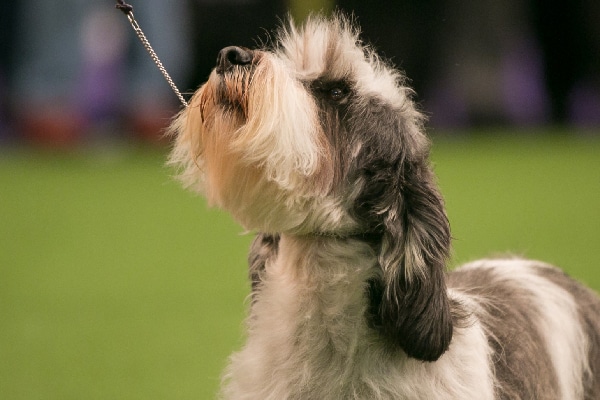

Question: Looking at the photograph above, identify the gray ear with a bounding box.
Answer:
[358,159,453,361]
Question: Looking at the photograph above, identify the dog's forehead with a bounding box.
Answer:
[276,17,405,105]
[277,18,360,80]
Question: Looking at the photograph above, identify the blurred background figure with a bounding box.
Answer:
[0,0,19,143]
[0,0,597,149]
[8,0,190,146]
[531,0,600,127]
[335,0,600,129]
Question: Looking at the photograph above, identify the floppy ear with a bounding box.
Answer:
[360,158,453,362]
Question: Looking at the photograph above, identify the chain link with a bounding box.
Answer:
[124,11,188,108]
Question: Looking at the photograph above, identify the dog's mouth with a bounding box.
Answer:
[214,46,259,114]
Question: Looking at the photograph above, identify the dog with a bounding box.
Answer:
[168,14,600,400]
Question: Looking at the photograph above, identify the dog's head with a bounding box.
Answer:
[169,14,453,361]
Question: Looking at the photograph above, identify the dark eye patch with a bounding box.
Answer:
[310,79,352,103]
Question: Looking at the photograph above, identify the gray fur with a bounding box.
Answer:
[533,265,600,399]
[448,266,560,399]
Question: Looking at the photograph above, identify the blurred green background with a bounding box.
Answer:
[1,132,599,399]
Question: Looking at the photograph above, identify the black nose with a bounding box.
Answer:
[216,46,253,74]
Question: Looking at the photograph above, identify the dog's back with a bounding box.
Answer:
[448,259,600,399]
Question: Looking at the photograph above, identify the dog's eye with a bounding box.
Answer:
[310,79,350,102]
[329,87,345,101]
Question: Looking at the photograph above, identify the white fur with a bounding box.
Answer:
[234,56,323,188]
[222,237,496,400]
[278,16,407,108]
[223,254,591,399]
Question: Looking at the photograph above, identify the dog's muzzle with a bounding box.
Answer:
[216,46,254,74]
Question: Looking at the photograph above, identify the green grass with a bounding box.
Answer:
[0,146,251,399]
[432,132,600,289]
[1,133,599,399]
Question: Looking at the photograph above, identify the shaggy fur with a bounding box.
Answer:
[168,14,600,399]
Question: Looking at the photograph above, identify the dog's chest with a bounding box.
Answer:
[222,236,495,399]
[224,236,385,397]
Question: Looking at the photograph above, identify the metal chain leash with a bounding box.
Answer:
[116,1,188,108]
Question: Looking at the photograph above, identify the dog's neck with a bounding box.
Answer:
[269,233,378,288]
[224,234,385,397]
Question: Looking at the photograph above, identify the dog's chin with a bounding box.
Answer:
[198,68,251,124]
[170,88,308,233]
[213,71,252,119]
